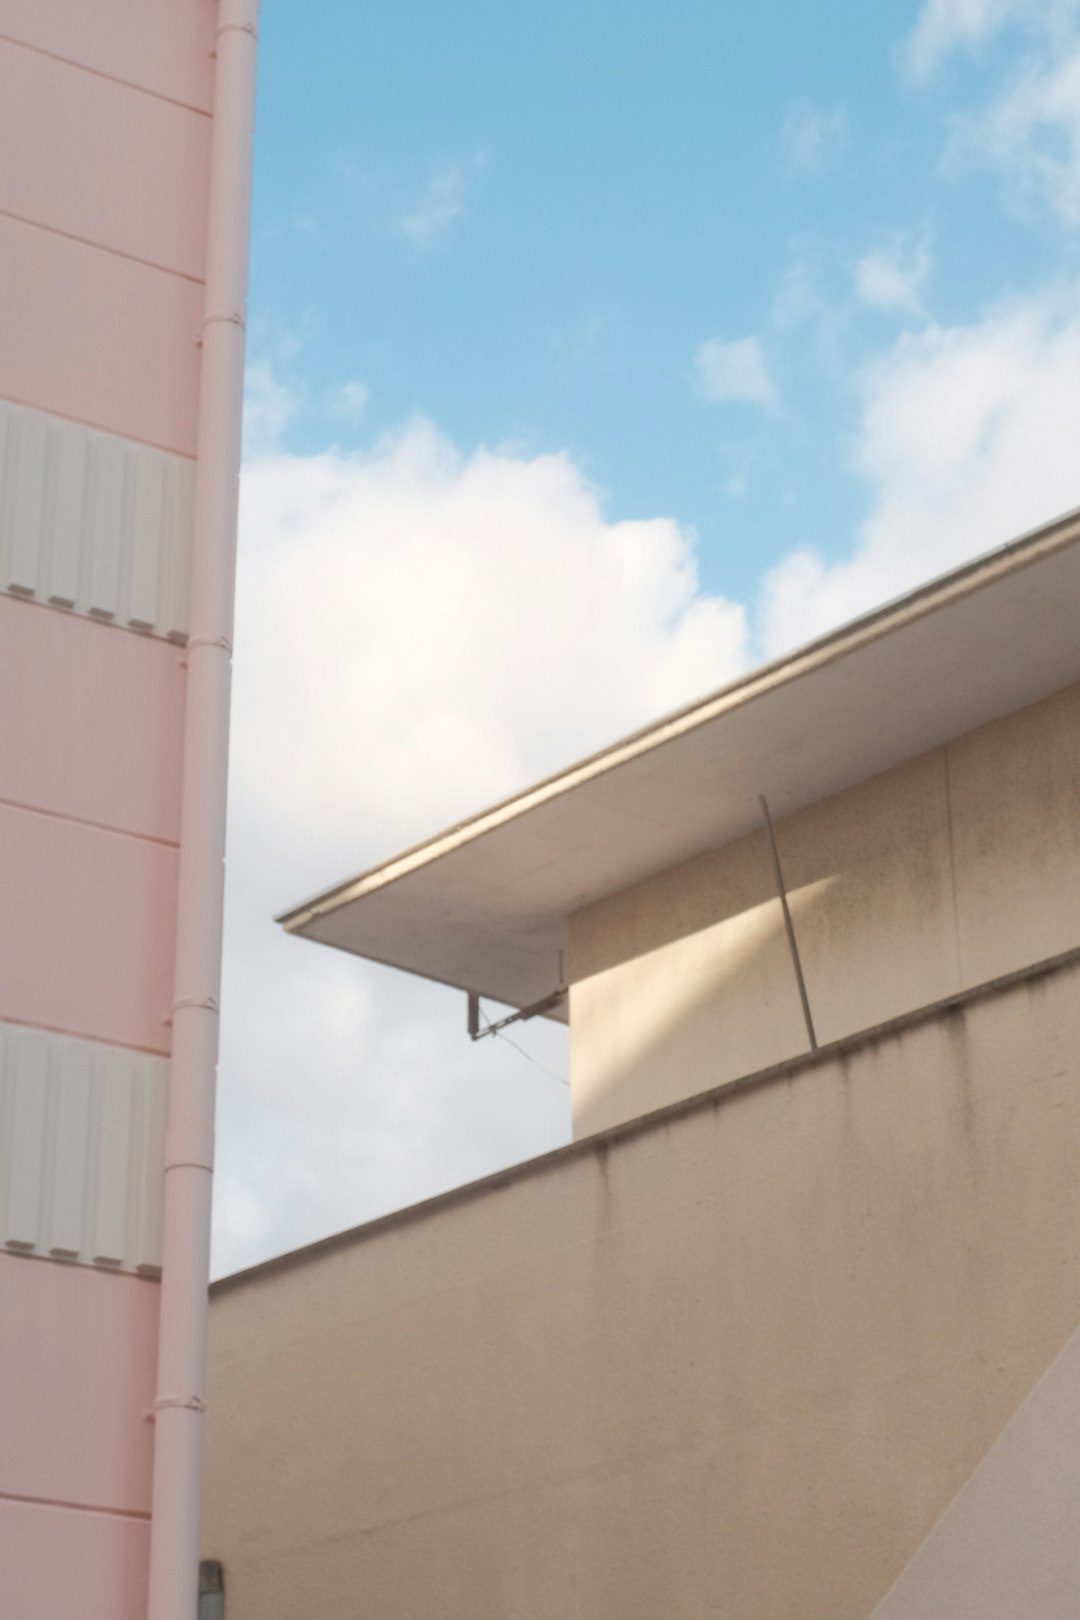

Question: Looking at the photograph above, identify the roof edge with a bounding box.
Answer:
[278,503,1080,937]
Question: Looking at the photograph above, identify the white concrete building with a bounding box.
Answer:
[205,508,1080,1619]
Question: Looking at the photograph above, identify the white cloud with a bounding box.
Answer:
[780,103,849,177]
[242,360,297,457]
[904,0,1028,79]
[216,418,747,1275]
[855,236,932,314]
[904,0,1080,78]
[758,284,1080,654]
[221,285,1080,1276]
[947,44,1080,222]
[903,0,1080,226]
[769,251,853,381]
[772,257,824,330]
[400,152,487,246]
[337,379,370,416]
[694,337,779,409]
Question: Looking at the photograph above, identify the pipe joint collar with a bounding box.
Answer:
[163,1128,215,1172]
[171,994,221,1015]
[146,1393,207,1423]
[185,634,233,655]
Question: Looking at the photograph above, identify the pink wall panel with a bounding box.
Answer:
[0,0,215,112]
[0,1498,149,1620]
[0,805,178,1054]
[0,214,201,455]
[0,38,210,279]
[0,1254,158,1512]
[0,597,185,844]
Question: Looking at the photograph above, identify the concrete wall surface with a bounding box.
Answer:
[569,680,1080,1135]
[204,951,1080,1620]
[871,1322,1080,1620]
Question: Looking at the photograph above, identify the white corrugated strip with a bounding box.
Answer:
[0,1020,168,1275]
[0,397,194,640]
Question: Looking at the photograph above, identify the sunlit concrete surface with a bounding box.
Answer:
[571,680,1080,1133]
[204,949,1080,1620]
[872,1324,1080,1620]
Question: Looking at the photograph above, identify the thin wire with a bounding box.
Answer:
[492,1028,570,1088]
[474,1000,570,1089]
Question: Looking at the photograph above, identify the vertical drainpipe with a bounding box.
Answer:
[146,3,259,1617]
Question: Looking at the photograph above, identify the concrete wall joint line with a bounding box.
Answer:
[941,741,965,986]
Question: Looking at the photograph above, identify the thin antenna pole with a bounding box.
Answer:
[759,794,817,1051]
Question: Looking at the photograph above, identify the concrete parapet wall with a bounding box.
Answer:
[204,949,1080,1620]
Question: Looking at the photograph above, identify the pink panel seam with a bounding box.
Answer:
[0,798,180,853]
[0,206,206,286]
[0,30,213,117]
[0,1247,161,1284]
[0,589,192,641]
[0,1489,151,1524]
[0,388,199,462]
[0,797,181,852]
[0,1012,169,1060]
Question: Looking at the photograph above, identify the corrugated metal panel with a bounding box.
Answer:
[0,398,194,640]
[0,1020,167,1275]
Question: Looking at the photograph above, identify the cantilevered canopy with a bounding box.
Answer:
[279,509,1080,1022]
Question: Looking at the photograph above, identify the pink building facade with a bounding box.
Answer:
[0,5,255,1615]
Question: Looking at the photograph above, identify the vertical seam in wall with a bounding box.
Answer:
[942,742,964,988]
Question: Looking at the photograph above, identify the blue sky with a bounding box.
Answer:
[247,0,1074,599]
[216,0,1080,1274]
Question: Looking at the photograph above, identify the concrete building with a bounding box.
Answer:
[0,6,257,1617]
[205,509,1080,1617]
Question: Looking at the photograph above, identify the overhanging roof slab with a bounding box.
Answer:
[279,508,1080,1019]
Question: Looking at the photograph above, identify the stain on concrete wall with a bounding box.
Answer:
[204,954,1080,1620]
[570,681,1080,1135]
